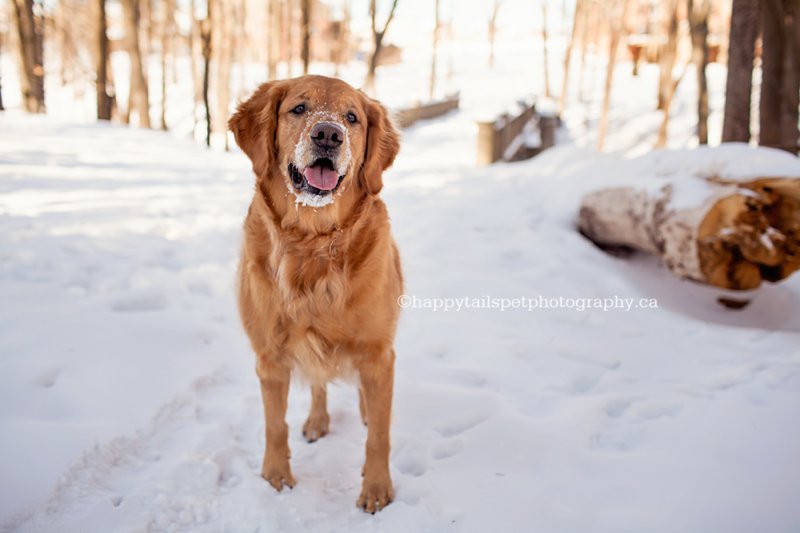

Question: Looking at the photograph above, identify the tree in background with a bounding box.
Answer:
[121,0,151,127]
[95,0,113,120]
[721,0,759,143]
[597,0,629,151]
[301,0,312,74]
[0,35,4,111]
[12,0,45,112]
[540,0,551,98]
[429,0,440,100]
[364,0,399,95]
[559,0,585,115]
[487,0,503,68]
[333,0,351,77]
[688,0,710,144]
[267,0,279,79]
[159,0,176,130]
[199,15,212,148]
[211,0,234,149]
[657,0,679,111]
[759,0,799,154]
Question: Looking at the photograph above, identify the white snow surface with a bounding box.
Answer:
[2,109,800,532]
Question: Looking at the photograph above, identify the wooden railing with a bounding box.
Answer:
[476,100,558,165]
[394,93,460,129]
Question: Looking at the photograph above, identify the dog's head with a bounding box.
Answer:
[229,75,400,207]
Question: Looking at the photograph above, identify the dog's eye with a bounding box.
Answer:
[290,104,306,115]
[346,112,358,124]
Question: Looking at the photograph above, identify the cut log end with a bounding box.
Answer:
[697,178,800,290]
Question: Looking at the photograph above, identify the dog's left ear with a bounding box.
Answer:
[229,81,287,179]
[359,96,400,195]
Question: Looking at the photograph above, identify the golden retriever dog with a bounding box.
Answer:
[229,75,402,513]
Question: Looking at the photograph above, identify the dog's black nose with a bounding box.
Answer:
[310,122,344,149]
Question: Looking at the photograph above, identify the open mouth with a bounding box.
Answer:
[288,158,344,196]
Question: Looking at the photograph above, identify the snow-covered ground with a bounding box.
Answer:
[2,27,800,531]
[2,106,800,531]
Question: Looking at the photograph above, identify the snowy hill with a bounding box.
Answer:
[2,112,800,532]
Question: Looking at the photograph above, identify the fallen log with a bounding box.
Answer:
[578,176,800,291]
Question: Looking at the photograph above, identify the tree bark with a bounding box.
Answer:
[597,0,629,151]
[0,36,4,111]
[122,0,151,127]
[364,0,399,95]
[429,0,440,100]
[12,0,45,113]
[333,0,350,77]
[95,0,113,120]
[267,0,278,78]
[657,0,679,111]
[688,0,710,144]
[576,0,594,103]
[159,0,175,130]
[301,0,311,74]
[759,0,799,154]
[487,0,502,68]
[721,0,758,143]
[541,0,551,98]
[200,18,212,147]
[559,0,584,114]
[211,0,233,149]
[656,59,690,147]
[579,177,800,291]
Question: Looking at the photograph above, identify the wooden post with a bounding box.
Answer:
[477,120,499,165]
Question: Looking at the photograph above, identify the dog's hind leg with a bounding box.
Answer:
[303,384,330,442]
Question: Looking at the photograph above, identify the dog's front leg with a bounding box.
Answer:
[356,349,395,513]
[257,356,295,491]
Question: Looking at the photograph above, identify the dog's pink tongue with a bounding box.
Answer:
[303,165,339,190]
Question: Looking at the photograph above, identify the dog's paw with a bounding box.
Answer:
[302,412,330,443]
[261,458,296,492]
[356,474,394,513]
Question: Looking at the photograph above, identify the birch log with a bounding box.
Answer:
[578,177,800,290]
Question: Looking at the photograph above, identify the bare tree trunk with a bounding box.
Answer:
[721,0,759,143]
[200,18,212,147]
[364,0,399,95]
[12,0,45,112]
[657,59,690,147]
[541,0,551,98]
[429,0,440,100]
[333,0,350,77]
[688,0,710,144]
[122,0,151,127]
[0,36,5,111]
[278,0,288,77]
[597,0,629,151]
[95,0,113,120]
[210,0,234,149]
[576,0,594,103]
[190,0,201,134]
[559,0,584,114]
[657,0,679,110]
[267,0,278,78]
[487,0,502,68]
[301,0,311,74]
[159,0,175,130]
[760,0,799,153]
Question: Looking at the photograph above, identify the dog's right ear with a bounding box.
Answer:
[229,81,287,179]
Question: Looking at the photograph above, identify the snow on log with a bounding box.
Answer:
[578,176,800,290]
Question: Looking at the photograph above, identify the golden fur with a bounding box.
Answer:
[229,75,402,513]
